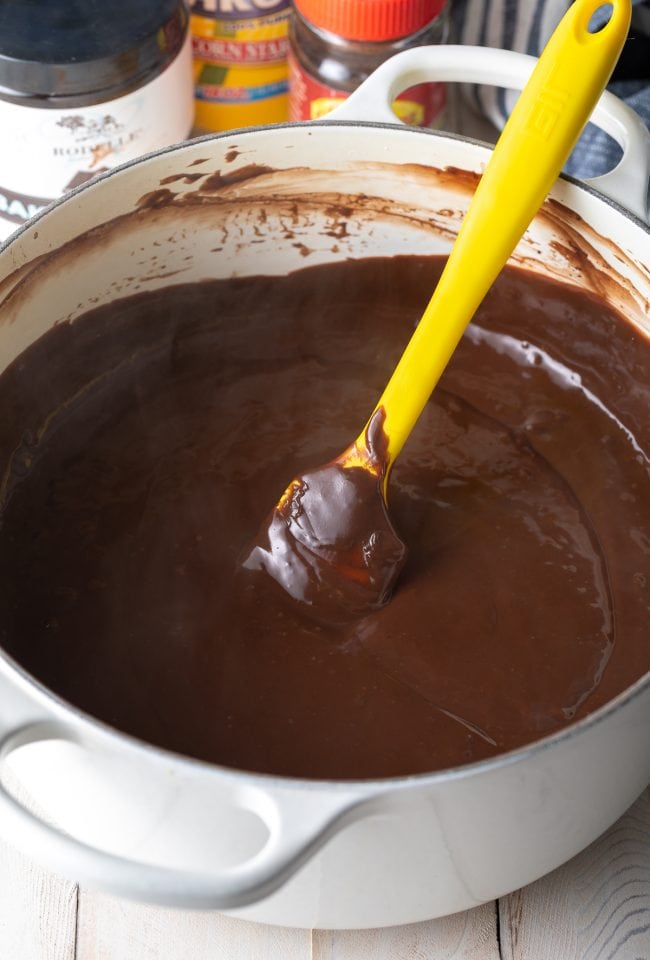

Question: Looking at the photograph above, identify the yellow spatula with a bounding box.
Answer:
[245,0,631,620]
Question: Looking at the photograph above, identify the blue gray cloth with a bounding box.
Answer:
[453,0,650,185]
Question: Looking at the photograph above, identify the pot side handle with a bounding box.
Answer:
[328,45,650,224]
[0,721,371,909]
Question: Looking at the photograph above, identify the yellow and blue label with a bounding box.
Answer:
[190,0,290,131]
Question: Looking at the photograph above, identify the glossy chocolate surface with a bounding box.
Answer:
[243,407,407,624]
[0,256,649,779]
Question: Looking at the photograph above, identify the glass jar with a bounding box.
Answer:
[289,0,449,126]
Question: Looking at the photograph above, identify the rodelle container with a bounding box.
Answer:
[0,0,194,241]
[190,0,291,133]
[288,0,449,125]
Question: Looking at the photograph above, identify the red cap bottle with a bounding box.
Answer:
[288,0,449,125]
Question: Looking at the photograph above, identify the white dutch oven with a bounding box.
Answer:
[0,47,649,930]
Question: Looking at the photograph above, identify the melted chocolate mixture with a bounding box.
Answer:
[0,256,649,779]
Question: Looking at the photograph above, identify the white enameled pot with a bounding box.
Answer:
[0,46,649,931]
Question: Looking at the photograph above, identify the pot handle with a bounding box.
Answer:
[0,721,370,909]
[328,45,650,224]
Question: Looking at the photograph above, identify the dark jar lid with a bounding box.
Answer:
[0,0,188,104]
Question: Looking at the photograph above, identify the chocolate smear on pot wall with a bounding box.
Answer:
[159,173,205,185]
[2,160,645,344]
[201,165,275,191]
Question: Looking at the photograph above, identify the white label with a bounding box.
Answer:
[0,35,194,241]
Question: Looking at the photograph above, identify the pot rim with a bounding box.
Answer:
[0,118,648,796]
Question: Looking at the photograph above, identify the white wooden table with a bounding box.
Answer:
[1,784,649,959]
[3,93,649,960]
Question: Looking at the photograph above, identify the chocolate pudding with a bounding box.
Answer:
[0,255,648,779]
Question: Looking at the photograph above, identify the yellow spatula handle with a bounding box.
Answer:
[370,0,631,470]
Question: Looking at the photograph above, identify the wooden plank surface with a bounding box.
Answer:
[312,905,500,960]
[500,788,650,960]
[0,840,77,960]
[74,895,499,960]
[75,897,313,960]
[0,767,78,960]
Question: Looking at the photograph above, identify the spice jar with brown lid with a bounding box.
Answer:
[288,0,449,126]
